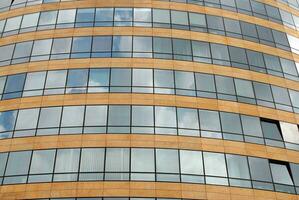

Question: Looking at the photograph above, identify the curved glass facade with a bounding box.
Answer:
[0,0,299,199]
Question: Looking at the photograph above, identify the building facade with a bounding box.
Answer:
[0,0,298,199]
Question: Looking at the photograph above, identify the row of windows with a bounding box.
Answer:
[1,0,299,34]
[278,0,299,11]
[1,36,298,81]
[0,147,298,194]
[161,0,299,31]
[1,68,299,114]
[1,8,298,55]
[0,105,299,151]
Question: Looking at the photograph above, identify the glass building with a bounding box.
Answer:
[0,0,298,199]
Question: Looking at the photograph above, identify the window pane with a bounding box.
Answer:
[38,107,62,128]
[155,106,177,127]
[220,112,242,134]
[226,154,250,179]
[215,75,235,95]
[55,149,80,173]
[248,157,272,182]
[199,110,221,131]
[175,71,195,90]
[195,73,215,92]
[261,119,283,140]
[66,69,88,87]
[15,108,39,130]
[32,39,52,56]
[110,69,131,86]
[154,69,174,88]
[80,148,104,172]
[38,11,57,26]
[45,70,67,88]
[131,148,154,172]
[203,152,227,177]
[108,106,130,126]
[57,9,76,24]
[61,106,84,127]
[132,69,153,87]
[51,38,72,54]
[270,162,293,185]
[156,149,179,173]
[177,108,199,129]
[5,151,31,175]
[241,115,263,137]
[180,150,203,175]
[280,121,299,144]
[132,106,153,126]
[24,72,46,91]
[105,148,129,172]
[89,69,110,87]
[84,106,107,126]
[235,79,254,98]
[0,110,17,132]
[30,150,55,174]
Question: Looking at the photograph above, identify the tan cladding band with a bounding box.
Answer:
[0,181,297,200]
[0,27,299,63]
[2,134,299,163]
[1,93,299,124]
[0,0,298,38]
[1,58,299,92]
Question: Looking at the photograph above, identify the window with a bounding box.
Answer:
[289,90,299,109]
[38,11,57,29]
[156,149,179,181]
[3,73,26,99]
[155,106,177,134]
[211,44,230,66]
[180,150,203,183]
[80,148,104,180]
[45,70,67,94]
[207,15,225,35]
[154,69,174,94]
[88,69,110,92]
[57,9,76,27]
[246,50,266,72]
[177,108,199,136]
[226,154,251,187]
[29,150,55,183]
[15,108,39,134]
[84,106,107,134]
[228,46,248,69]
[199,110,221,133]
[108,106,130,133]
[31,39,52,61]
[51,38,72,59]
[76,8,95,27]
[132,106,154,133]
[131,148,155,180]
[133,37,152,57]
[153,37,172,59]
[261,118,283,141]
[220,112,242,136]
[253,82,274,107]
[110,68,131,92]
[71,37,92,58]
[271,86,292,109]
[175,71,195,96]
[215,75,236,100]
[248,157,273,190]
[264,54,283,76]
[12,41,33,64]
[192,41,211,63]
[241,115,263,143]
[61,106,84,134]
[0,153,7,177]
[0,44,14,65]
[132,69,153,93]
[195,73,216,98]
[171,10,189,29]
[280,122,299,145]
[20,13,39,31]
[114,8,133,26]
[189,13,206,31]
[92,36,112,57]
[153,9,170,27]
[224,18,241,38]
[95,8,113,26]
[4,16,22,32]
[4,151,31,184]
[234,79,255,103]
[54,149,80,181]
[66,69,88,93]
[112,36,132,57]
[134,8,151,26]
[105,148,129,180]
[203,152,228,185]
[270,161,294,187]
[23,72,46,96]
[173,39,192,61]
[240,22,258,42]
[37,107,61,135]
[0,110,17,137]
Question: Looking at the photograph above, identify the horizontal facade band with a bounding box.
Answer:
[0,93,298,124]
